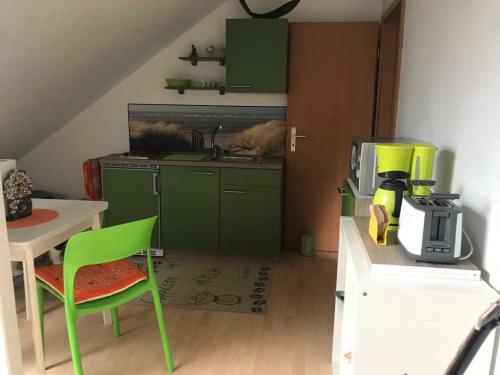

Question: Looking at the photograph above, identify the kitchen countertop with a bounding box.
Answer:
[99,153,284,170]
[352,216,481,280]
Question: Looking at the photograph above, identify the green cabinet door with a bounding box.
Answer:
[101,168,161,248]
[220,185,282,258]
[160,166,219,252]
[340,180,356,217]
[226,19,288,93]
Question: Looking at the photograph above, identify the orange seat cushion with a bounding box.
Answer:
[35,260,147,304]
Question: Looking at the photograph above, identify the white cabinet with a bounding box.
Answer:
[332,217,498,375]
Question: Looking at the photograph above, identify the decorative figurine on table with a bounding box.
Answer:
[3,169,33,221]
[190,44,198,58]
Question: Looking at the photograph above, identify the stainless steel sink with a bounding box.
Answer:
[217,155,262,163]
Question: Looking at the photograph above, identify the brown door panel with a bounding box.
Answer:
[284,22,378,251]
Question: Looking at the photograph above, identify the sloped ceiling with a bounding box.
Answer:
[0,0,225,158]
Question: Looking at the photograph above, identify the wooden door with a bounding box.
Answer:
[284,23,378,252]
[375,0,405,137]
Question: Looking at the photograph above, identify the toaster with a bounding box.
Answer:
[398,194,463,264]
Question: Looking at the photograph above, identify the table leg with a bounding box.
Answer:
[25,250,46,375]
[23,261,31,321]
[92,214,112,326]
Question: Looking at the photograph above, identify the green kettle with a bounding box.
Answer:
[372,180,408,230]
[373,143,414,231]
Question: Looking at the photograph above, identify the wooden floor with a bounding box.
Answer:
[17,251,337,375]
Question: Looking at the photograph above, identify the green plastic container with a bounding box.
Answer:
[300,232,317,257]
[165,78,191,88]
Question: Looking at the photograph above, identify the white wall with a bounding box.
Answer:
[19,0,383,199]
[0,182,23,374]
[0,0,224,158]
[396,3,500,372]
[383,0,395,13]
[396,0,500,290]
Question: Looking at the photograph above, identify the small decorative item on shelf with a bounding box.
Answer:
[3,169,33,221]
[190,44,198,58]
[205,45,215,55]
[165,78,191,88]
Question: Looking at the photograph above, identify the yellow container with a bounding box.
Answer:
[410,144,437,196]
[372,185,409,230]
[375,144,414,176]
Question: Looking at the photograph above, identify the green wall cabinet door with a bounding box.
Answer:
[220,168,282,258]
[160,166,219,252]
[101,168,161,248]
[226,19,288,93]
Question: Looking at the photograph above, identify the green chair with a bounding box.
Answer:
[35,216,174,374]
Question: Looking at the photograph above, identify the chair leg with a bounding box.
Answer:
[36,283,45,354]
[111,307,120,337]
[65,309,84,375]
[151,287,174,373]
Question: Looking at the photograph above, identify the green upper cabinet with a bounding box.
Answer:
[160,166,219,252]
[101,168,161,248]
[226,18,288,93]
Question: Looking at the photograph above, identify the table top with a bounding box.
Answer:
[7,199,108,247]
[351,216,481,280]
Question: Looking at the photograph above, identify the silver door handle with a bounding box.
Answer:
[223,189,248,194]
[290,127,307,152]
[229,85,252,88]
[337,187,349,196]
[152,173,159,195]
[192,171,215,175]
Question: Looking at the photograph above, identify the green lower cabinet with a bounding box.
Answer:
[340,180,356,217]
[160,166,219,252]
[220,184,282,258]
[101,168,161,248]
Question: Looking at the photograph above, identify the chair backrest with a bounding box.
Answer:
[63,216,157,303]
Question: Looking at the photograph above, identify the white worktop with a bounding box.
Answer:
[349,216,481,281]
[8,199,108,247]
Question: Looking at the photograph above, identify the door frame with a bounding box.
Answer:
[374,0,406,137]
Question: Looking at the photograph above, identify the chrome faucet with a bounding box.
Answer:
[211,125,223,158]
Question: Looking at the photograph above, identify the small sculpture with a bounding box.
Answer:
[3,169,33,221]
[205,45,215,55]
[190,44,198,58]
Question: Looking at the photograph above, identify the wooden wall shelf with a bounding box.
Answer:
[179,56,225,66]
[164,86,226,95]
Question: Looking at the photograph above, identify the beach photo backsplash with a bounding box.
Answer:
[128,104,287,156]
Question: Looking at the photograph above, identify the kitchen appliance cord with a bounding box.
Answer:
[459,229,474,260]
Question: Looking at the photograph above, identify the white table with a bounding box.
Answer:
[8,199,108,375]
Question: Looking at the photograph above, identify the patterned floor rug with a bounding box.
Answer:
[128,257,273,314]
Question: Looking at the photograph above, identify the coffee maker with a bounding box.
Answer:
[372,144,414,231]
[372,143,437,231]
